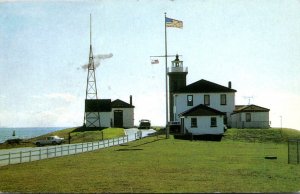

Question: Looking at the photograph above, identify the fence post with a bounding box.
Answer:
[29,150,31,162]
[123,136,125,143]
[55,147,57,157]
[297,140,299,164]
[288,140,290,164]
[20,151,22,163]
[39,149,41,160]
[8,152,11,165]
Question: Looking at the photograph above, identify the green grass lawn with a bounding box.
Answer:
[0,128,299,193]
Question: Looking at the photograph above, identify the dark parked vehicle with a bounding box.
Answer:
[139,119,151,129]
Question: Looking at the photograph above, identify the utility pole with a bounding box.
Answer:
[150,54,180,138]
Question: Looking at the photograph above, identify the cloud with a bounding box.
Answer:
[32,93,77,103]
[45,93,77,103]
[81,53,113,70]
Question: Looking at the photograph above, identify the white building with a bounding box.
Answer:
[168,55,237,135]
[179,104,225,135]
[167,55,271,135]
[172,79,237,126]
[85,96,134,129]
[231,104,270,129]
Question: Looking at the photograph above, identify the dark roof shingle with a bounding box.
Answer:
[111,99,134,108]
[176,79,236,93]
[179,104,226,117]
[85,99,112,112]
[233,104,270,114]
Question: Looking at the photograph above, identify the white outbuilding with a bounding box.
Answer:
[85,96,135,129]
[230,104,270,129]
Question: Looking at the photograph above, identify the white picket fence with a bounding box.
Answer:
[0,134,140,167]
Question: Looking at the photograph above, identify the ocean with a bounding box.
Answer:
[0,127,65,143]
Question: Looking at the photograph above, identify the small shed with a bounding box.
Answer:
[84,96,135,129]
[230,104,270,129]
[179,104,225,135]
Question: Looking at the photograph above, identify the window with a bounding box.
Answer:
[246,113,251,122]
[223,115,228,125]
[220,94,226,105]
[204,95,210,106]
[191,118,197,128]
[211,117,217,127]
[187,95,193,106]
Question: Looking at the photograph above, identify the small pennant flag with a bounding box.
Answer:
[151,59,159,64]
[165,17,183,28]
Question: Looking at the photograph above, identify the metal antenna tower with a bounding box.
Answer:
[84,14,101,128]
[86,14,99,99]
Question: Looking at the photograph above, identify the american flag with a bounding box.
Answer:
[165,17,183,29]
[151,59,159,64]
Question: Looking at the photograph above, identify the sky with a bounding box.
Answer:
[0,0,299,130]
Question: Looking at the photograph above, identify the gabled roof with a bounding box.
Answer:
[233,104,270,114]
[176,79,236,93]
[179,104,226,117]
[85,98,134,112]
[111,99,135,108]
[85,99,112,112]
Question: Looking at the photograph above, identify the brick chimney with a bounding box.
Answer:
[130,95,132,106]
[228,81,232,89]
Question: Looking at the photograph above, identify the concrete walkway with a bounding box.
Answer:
[124,128,156,139]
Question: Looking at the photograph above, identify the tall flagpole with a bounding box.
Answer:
[164,12,169,139]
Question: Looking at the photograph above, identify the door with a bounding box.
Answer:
[114,110,123,128]
[180,118,185,134]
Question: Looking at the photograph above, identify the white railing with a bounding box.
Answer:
[0,133,141,167]
[167,67,188,73]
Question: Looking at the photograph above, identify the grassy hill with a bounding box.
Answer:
[0,128,299,192]
[0,127,125,149]
[224,128,300,143]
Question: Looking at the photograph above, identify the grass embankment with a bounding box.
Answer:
[0,127,125,150]
[224,127,300,143]
[0,128,299,193]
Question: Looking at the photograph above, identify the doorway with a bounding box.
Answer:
[114,110,123,128]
